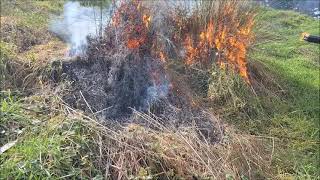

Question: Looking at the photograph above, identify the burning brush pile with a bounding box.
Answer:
[57,0,256,141]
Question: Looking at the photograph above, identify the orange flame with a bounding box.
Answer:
[143,14,152,28]
[301,32,310,41]
[110,0,254,83]
[111,0,149,50]
[127,38,145,49]
[159,51,166,62]
[182,3,255,83]
[184,35,198,65]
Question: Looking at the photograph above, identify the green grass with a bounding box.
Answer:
[253,9,319,113]
[0,0,65,52]
[242,8,319,179]
[0,0,66,89]
[1,0,64,29]
[0,2,92,178]
[0,93,102,179]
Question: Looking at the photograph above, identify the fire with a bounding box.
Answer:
[206,21,215,47]
[182,2,255,83]
[109,0,255,83]
[159,51,166,62]
[112,11,120,27]
[184,35,198,65]
[183,20,216,66]
[301,32,310,40]
[127,38,145,49]
[143,14,151,28]
[111,0,150,49]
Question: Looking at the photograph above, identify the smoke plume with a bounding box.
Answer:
[49,1,108,56]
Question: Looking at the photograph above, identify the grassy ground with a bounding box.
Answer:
[0,1,319,179]
[218,8,319,179]
[0,0,67,89]
[252,9,319,179]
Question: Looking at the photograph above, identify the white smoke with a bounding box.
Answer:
[49,1,107,56]
[145,76,170,108]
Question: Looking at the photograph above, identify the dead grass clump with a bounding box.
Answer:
[0,51,55,92]
[0,41,37,91]
[63,106,273,179]
[0,32,66,92]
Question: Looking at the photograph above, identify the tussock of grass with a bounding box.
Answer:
[0,92,102,178]
[0,41,17,88]
[0,91,28,146]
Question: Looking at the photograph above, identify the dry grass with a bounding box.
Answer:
[0,88,274,178]
[57,95,273,179]
[19,40,68,63]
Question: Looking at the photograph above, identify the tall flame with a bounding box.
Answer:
[110,0,255,83]
[182,2,255,83]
